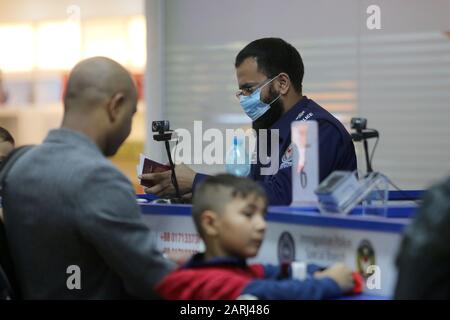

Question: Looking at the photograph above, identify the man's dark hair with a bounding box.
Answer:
[0,127,14,145]
[235,38,304,93]
[192,174,267,236]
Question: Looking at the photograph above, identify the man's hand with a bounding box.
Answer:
[140,163,196,197]
[314,263,354,292]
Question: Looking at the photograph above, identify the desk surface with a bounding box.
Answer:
[138,194,417,233]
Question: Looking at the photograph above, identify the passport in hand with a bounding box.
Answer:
[137,153,171,188]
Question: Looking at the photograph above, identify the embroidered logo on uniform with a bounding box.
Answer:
[279,143,294,169]
[295,111,314,121]
[295,111,305,120]
[303,112,314,121]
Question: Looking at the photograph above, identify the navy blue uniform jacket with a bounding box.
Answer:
[193,96,356,205]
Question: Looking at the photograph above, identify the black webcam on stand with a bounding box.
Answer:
[350,117,379,175]
[152,120,172,141]
[151,120,183,203]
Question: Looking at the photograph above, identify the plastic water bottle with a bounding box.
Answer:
[225,136,250,177]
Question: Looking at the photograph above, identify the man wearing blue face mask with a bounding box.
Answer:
[142,38,357,205]
[238,74,282,121]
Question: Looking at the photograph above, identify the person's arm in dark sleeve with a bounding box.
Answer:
[307,263,325,275]
[192,173,210,193]
[76,165,176,299]
[258,166,292,205]
[242,276,342,300]
[260,264,287,279]
[195,165,291,205]
[261,263,325,279]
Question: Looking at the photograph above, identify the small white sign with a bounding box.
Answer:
[291,121,319,205]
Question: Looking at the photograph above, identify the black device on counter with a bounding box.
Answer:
[152,120,173,142]
[350,117,379,174]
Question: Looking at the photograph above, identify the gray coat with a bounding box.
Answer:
[2,128,174,299]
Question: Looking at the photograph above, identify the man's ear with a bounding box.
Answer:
[200,210,220,237]
[106,92,125,123]
[277,73,291,95]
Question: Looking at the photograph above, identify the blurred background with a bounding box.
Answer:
[0,0,449,192]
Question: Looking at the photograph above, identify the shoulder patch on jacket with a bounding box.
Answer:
[280,143,294,170]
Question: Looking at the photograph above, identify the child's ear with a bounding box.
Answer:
[200,210,220,237]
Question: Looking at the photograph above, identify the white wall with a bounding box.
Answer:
[165,0,360,44]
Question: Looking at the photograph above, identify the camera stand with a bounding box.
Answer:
[153,132,173,142]
[351,129,378,174]
[350,117,379,176]
[152,131,184,203]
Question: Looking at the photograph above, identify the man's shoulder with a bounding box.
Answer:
[289,98,339,128]
[9,141,129,192]
[306,99,340,124]
[305,99,352,139]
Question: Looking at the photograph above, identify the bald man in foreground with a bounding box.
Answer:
[1,57,175,299]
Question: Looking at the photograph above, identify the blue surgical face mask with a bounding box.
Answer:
[239,75,281,121]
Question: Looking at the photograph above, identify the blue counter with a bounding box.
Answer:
[138,192,417,234]
[138,191,419,299]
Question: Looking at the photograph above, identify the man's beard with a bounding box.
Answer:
[252,85,283,131]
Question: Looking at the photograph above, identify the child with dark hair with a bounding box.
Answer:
[156,174,360,300]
